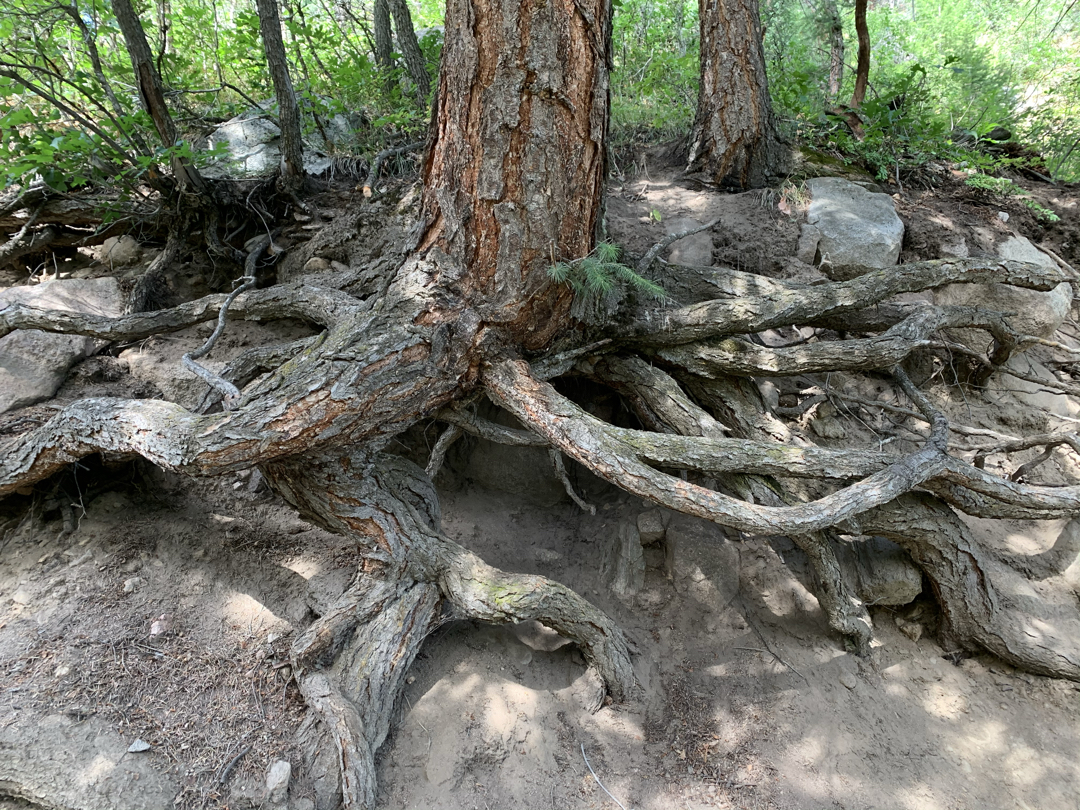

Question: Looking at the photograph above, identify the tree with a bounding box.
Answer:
[4,0,1080,807]
[685,0,786,189]
[256,0,307,188]
[373,0,431,103]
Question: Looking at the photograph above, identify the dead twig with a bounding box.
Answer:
[580,743,629,810]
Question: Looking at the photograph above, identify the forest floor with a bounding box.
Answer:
[1,154,1080,810]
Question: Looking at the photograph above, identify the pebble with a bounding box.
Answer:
[839,671,858,690]
[54,664,72,678]
[128,739,151,753]
[123,577,142,594]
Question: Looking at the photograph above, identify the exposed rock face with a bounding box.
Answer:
[934,235,1072,342]
[0,278,123,413]
[803,177,905,279]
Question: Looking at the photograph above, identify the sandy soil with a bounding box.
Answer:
[2,162,1080,810]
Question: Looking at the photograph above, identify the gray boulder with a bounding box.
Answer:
[934,235,1072,342]
[0,278,123,413]
[98,234,143,267]
[803,177,905,279]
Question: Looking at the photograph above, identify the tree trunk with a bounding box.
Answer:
[820,0,844,102]
[418,0,610,346]
[388,0,431,103]
[686,0,786,189]
[373,0,394,92]
[109,0,206,194]
[256,0,307,186]
[850,0,870,109]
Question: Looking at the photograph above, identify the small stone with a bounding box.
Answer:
[839,671,858,690]
[128,738,151,753]
[406,675,416,684]
[99,235,143,266]
[265,759,291,804]
[123,577,142,594]
[997,211,1009,222]
[535,548,563,564]
[149,613,174,636]
[896,616,923,642]
[637,509,667,545]
[10,589,31,606]
[54,664,72,678]
[303,256,331,273]
[810,416,847,439]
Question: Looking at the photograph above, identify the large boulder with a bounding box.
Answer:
[934,235,1072,342]
[203,104,359,179]
[802,177,905,279]
[0,278,123,413]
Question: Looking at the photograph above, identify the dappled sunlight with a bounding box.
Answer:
[282,555,322,579]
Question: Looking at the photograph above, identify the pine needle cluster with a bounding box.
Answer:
[548,242,667,302]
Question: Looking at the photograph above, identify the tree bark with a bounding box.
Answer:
[686,0,786,189]
[109,0,206,194]
[819,0,844,102]
[388,0,431,102]
[850,0,870,109]
[373,0,394,91]
[417,0,610,347]
[256,0,307,186]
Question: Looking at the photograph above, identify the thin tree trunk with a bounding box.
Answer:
[109,0,206,194]
[388,0,431,102]
[851,0,869,109]
[686,0,786,189]
[373,0,394,93]
[820,0,844,102]
[256,0,306,186]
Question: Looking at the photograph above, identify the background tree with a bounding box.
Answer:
[256,0,307,187]
[685,0,786,189]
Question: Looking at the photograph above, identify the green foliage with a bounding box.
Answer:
[549,242,667,303]
[964,173,1060,222]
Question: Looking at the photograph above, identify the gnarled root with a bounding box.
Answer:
[861,494,1080,680]
[263,449,636,809]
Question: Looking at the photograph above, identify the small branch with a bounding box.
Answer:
[425,424,463,478]
[580,744,629,810]
[362,140,425,196]
[181,236,268,409]
[549,449,595,514]
[636,217,720,274]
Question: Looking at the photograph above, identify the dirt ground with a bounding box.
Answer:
[2,160,1080,810]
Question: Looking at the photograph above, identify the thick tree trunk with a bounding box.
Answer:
[256,0,307,185]
[109,0,206,194]
[686,0,785,189]
[418,0,610,347]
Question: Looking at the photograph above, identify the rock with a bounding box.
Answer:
[795,224,821,265]
[804,177,905,279]
[637,509,667,545]
[54,664,71,678]
[664,515,739,610]
[836,536,922,606]
[10,588,31,606]
[602,520,645,598]
[203,104,353,178]
[664,216,714,267]
[295,800,316,810]
[810,415,847,440]
[98,235,143,266]
[935,235,1072,347]
[0,714,178,809]
[511,619,572,652]
[265,760,291,805]
[303,256,331,273]
[0,278,123,413]
[122,577,142,594]
[838,670,858,690]
[127,739,151,753]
